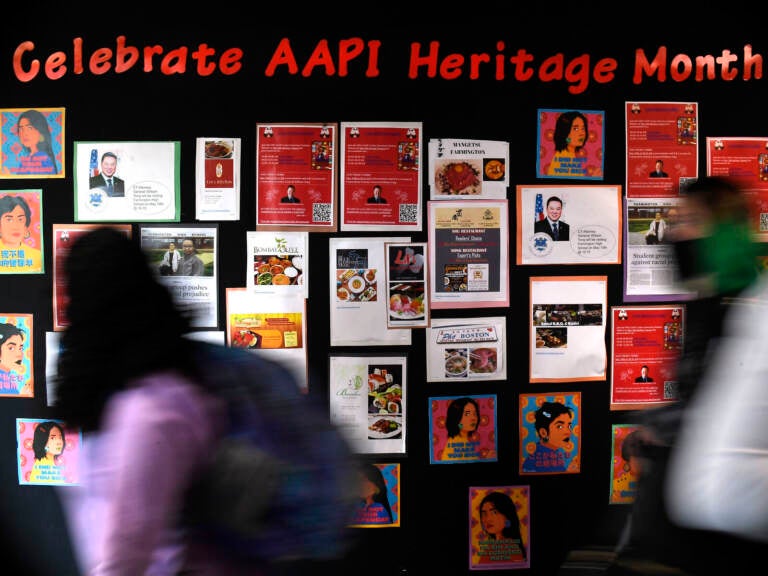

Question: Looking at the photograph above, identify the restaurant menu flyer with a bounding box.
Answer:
[516,184,622,265]
[625,101,699,198]
[225,288,308,392]
[428,199,509,309]
[610,424,641,505]
[610,304,684,410]
[706,136,768,241]
[255,122,337,232]
[384,242,429,329]
[328,355,407,455]
[427,138,509,199]
[426,316,507,382]
[329,236,412,347]
[469,485,530,570]
[195,137,240,221]
[530,276,607,382]
[246,231,308,298]
[536,108,605,180]
[340,121,422,232]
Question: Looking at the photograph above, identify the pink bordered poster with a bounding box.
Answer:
[519,391,581,475]
[0,107,65,178]
[255,122,337,232]
[610,304,684,411]
[0,189,43,274]
[536,108,605,180]
[340,121,422,232]
[625,101,699,198]
[469,485,530,570]
[349,462,401,528]
[17,418,81,486]
[429,394,498,465]
[610,424,641,505]
[0,313,33,398]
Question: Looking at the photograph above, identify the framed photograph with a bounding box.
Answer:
[469,485,530,570]
[426,316,507,382]
[0,107,65,178]
[348,462,401,528]
[384,241,428,329]
[195,137,241,221]
[139,224,219,329]
[17,418,81,486]
[73,141,180,222]
[427,138,509,199]
[329,354,407,455]
[536,108,605,180]
[519,391,581,475]
[429,394,498,464]
[0,313,33,398]
[0,189,44,274]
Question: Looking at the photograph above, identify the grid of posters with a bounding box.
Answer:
[328,355,406,455]
[0,189,44,274]
[17,418,81,486]
[530,276,607,382]
[610,305,684,410]
[0,313,33,398]
[469,485,530,570]
[139,224,219,329]
[427,138,509,199]
[516,185,622,265]
[519,392,581,475]
[428,199,509,309]
[340,121,422,232]
[73,141,180,222]
[195,137,240,221]
[610,424,641,505]
[0,107,65,178]
[429,394,498,465]
[426,316,507,382]
[246,230,308,298]
[537,108,605,180]
[255,123,337,232]
[349,462,401,528]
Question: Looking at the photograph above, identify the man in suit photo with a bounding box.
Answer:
[634,365,654,383]
[367,184,387,204]
[533,195,569,241]
[89,151,125,197]
[280,184,301,203]
[649,159,669,178]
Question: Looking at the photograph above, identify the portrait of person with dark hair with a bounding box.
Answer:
[29,421,66,484]
[89,152,125,197]
[522,401,574,473]
[351,463,394,525]
[476,491,527,565]
[280,184,300,203]
[635,365,654,382]
[533,196,570,241]
[0,322,27,395]
[13,109,58,175]
[441,396,481,461]
[0,193,42,273]
[546,110,589,177]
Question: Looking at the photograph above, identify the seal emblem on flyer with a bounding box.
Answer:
[87,189,106,212]
[529,232,554,257]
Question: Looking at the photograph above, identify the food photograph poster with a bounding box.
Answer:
[469,485,530,570]
[519,392,581,475]
[0,107,65,178]
[516,184,622,265]
[0,313,33,398]
[195,137,241,221]
[384,241,428,329]
[610,424,641,505]
[349,462,401,528]
[428,199,509,309]
[246,230,308,298]
[340,121,422,232]
[530,276,607,382]
[427,138,509,199]
[536,108,605,180]
[255,123,337,232]
[610,305,684,410]
[328,355,406,455]
[0,189,43,274]
[429,394,498,465]
[17,418,81,486]
[73,141,180,222]
[426,316,507,382]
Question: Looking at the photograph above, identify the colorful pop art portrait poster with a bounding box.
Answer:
[17,418,81,486]
[0,313,33,398]
[469,485,530,570]
[0,107,65,178]
[430,394,498,464]
[0,189,44,274]
[610,424,642,505]
[536,108,605,180]
[519,392,581,475]
[349,462,401,528]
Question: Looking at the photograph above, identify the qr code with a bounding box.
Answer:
[663,381,678,400]
[761,213,768,232]
[312,203,332,223]
[399,203,419,223]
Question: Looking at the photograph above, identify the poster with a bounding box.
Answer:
[139,224,219,329]
[426,316,507,382]
[255,123,337,232]
[610,424,642,505]
[469,485,530,570]
[225,288,307,392]
[0,189,43,274]
[536,108,605,180]
[195,137,240,221]
[519,391,581,475]
[625,101,699,198]
[349,462,401,528]
[428,199,509,309]
[73,141,180,222]
[17,418,81,486]
[52,224,133,331]
[516,185,622,265]
[0,313,33,398]
[429,394,497,465]
[610,304,684,410]
[384,241,429,329]
[246,230,308,298]
[340,121,422,232]
[530,276,607,382]
[0,107,65,178]
[427,138,509,199]
[329,236,412,347]
[328,355,407,455]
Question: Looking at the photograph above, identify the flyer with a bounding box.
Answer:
[384,241,429,329]
[195,137,240,221]
[17,418,81,486]
[519,391,581,475]
[426,316,507,382]
[610,424,642,505]
[246,230,308,298]
[536,108,605,180]
[0,189,44,274]
[427,138,509,199]
[349,462,401,528]
[0,107,65,178]
[0,313,33,398]
[429,394,498,465]
[469,485,530,570]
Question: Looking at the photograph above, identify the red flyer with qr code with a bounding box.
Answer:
[255,123,338,232]
[340,121,423,232]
